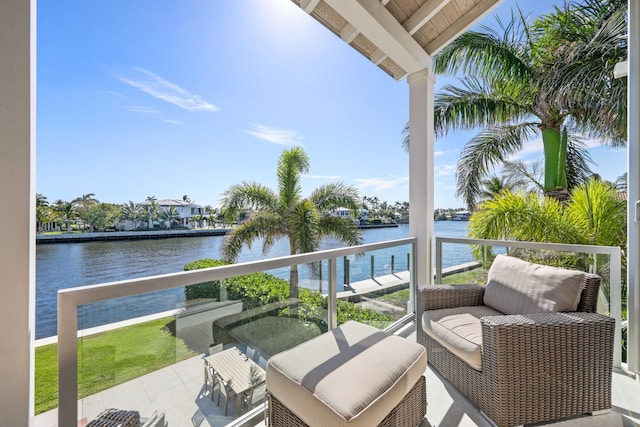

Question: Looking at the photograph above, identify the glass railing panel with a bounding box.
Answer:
[75,266,333,425]
[58,237,417,427]
[336,243,413,330]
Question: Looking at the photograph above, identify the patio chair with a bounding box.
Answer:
[241,381,266,413]
[418,255,615,427]
[216,374,237,416]
[204,344,223,400]
[246,345,255,360]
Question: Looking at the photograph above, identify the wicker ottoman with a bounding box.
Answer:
[266,321,427,427]
[85,408,140,427]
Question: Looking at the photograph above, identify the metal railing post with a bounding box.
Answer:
[328,258,337,330]
[370,255,374,279]
[435,238,443,283]
[58,293,79,427]
[611,251,623,368]
[410,241,417,314]
[345,259,350,286]
[391,255,395,274]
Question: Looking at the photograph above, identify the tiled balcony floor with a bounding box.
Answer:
[36,343,640,427]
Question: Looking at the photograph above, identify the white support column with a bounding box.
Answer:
[408,68,436,286]
[0,0,36,425]
[627,0,640,375]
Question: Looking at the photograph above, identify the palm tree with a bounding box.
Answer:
[538,0,627,142]
[403,1,624,210]
[160,206,181,229]
[479,175,512,201]
[469,177,626,251]
[145,196,158,228]
[36,193,49,207]
[121,201,143,231]
[55,202,78,231]
[73,193,98,231]
[615,173,628,191]
[221,147,363,299]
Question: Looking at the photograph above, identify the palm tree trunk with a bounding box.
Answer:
[542,127,570,203]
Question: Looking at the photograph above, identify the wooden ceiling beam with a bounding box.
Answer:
[425,0,503,54]
[301,0,321,14]
[403,0,452,35]
[323,0,431,77]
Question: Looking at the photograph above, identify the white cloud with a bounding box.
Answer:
[435,164,456,176]
[102,90,128,99]
[127,106,160,114]
[434,151,446,157]
[356,176,409,191]
[113,67,219,112]
[164,119,183,126]
[304,174,342,179]
[245,124,304,146]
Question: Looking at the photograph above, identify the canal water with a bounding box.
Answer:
[36,221,472,339]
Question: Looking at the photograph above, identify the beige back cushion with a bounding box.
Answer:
[483,255,585,314]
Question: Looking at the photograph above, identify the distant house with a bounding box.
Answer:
[332,208,368,225]
[452,210,471,221]
[138,199,208,229]
[334,207,352,219]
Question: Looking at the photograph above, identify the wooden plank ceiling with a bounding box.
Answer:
[290,0,503,80]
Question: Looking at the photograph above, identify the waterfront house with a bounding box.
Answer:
[451,210,471,221]
[137,199,208,229]
[2,1,639,426]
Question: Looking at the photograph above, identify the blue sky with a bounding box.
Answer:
[36,0,627,210]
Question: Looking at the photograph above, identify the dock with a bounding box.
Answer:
[336,261,482,301]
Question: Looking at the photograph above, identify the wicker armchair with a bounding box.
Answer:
[418,268,615,427]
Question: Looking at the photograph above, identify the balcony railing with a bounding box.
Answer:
[56,236,624,426]
[57,237,417,426]
[435,237,624,368]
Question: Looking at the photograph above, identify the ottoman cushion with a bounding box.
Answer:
[266,321,427,427]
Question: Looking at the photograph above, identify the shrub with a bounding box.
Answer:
[185,258,394,333]
[183,258,229,301]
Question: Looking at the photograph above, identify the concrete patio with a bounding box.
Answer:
[35,334,640,427]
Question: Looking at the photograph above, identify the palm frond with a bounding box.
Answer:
[435,77,535,137]
[401,121,410,152]
[277,147,309,210]
[220,182,278,216]
[289,200,320,254]
[567,178,626,247]
[469,191,581,244]
[222,212,285,262]
[502,160,544,193]
[456,123,540,210]
[565,135,594,189]
[309,182,360,213]
[317,216,364,248]
[538,3,627,143]
[434,10,534,83]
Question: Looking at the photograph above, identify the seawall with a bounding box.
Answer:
[36,228,230,244]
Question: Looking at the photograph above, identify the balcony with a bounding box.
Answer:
[44,238,640,427]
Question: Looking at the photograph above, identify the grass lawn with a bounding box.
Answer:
[375,268,487,308]
[441,268,487,285]
[35,316,196,415]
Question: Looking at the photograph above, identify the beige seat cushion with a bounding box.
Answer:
[422,305,503,370]
[266,321,427,427]
[484,255,585,315]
